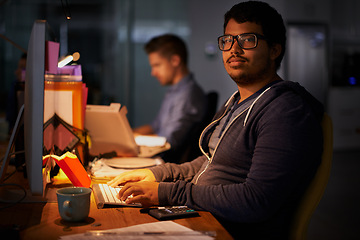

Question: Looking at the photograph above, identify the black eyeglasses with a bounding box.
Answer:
[217,33,267,51]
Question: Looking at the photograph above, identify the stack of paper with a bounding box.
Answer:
[89,158,164,179]
[59,221,215,240]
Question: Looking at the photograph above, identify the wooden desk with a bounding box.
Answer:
[0,169,233,240]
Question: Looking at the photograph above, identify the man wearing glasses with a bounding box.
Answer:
[109,1,324,239]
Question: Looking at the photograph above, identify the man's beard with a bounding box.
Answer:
[228,60,271,86]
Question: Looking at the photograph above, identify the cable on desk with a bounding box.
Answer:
[0,149,28,210]
[0,150,26,182]
[0,150,25,164]
[0,183,27,210]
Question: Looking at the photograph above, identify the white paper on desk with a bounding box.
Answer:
[59,221,214,240]
[135,135,167,147]
[89,159,129,178]
[90,158,164,178]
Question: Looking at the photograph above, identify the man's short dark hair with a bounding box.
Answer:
[223,1,286,69]
[144,34,188,65]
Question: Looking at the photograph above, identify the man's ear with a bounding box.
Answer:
[270,43,282,61]
[170,54,181,67]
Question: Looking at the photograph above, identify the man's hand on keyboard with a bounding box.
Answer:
[119,181,159,208]
[107,169,156,187]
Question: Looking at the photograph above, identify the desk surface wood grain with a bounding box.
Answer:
[0,168,233,240]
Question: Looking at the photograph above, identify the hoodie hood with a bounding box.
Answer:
[271,80,324,120]
[224,80,324,127]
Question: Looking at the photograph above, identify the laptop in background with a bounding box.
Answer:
[85,103,170,158]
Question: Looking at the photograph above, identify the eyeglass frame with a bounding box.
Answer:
[217,33,267,51]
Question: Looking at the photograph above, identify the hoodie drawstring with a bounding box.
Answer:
[243,87,271,126]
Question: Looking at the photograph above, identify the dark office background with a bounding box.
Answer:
[0,0,359,239]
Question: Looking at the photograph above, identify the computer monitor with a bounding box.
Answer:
[23,20,46,196]
[0,20,48,200]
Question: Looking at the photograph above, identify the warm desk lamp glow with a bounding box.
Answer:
[58,52,80,68]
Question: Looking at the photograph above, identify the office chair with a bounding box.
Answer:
[177,91,218,163]
[203,91,219,125]
[289,113,333,240]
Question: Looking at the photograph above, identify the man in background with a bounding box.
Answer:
[134,34,207,163]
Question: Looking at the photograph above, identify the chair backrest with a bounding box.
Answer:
[203,91,219,126]
[289,113,333,240]
[177,91,218,163]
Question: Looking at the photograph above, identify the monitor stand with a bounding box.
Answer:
[0,105,56,204]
